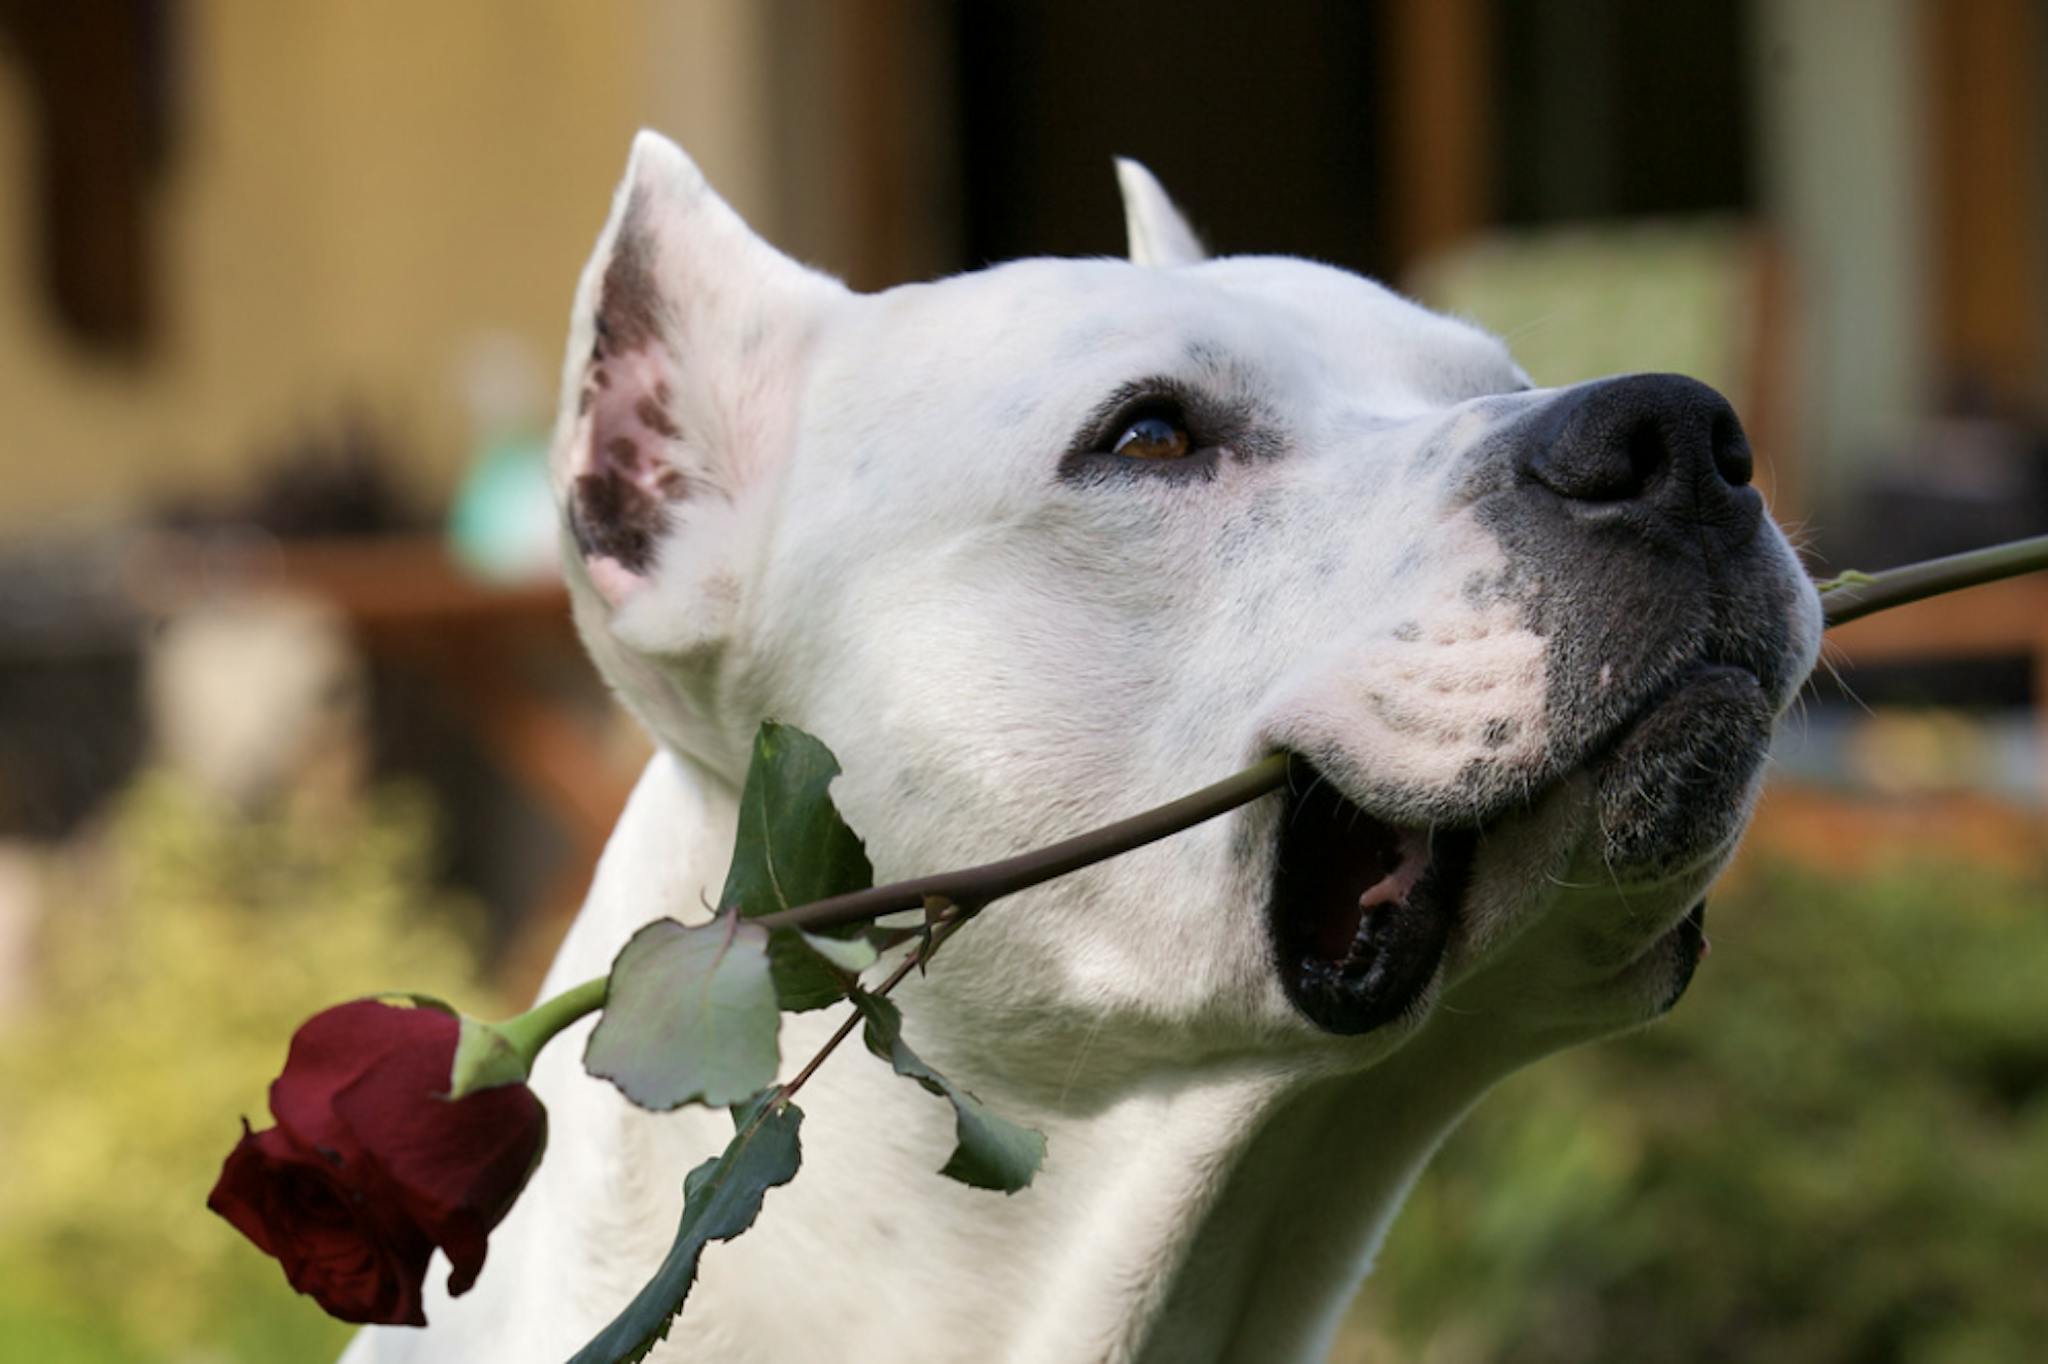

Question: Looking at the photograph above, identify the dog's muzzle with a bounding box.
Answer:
[1269,373,1810,1036]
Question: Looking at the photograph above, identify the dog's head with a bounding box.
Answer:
[552,133,1821,1079]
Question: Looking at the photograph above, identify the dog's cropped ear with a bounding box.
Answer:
[553,130,846,647]
[1114,158,1208,267]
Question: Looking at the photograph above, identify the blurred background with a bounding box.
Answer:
[0,2,2042,1360]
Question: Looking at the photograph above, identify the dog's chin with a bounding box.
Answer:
[1591,662,1773,880]
[1268,757,1477,1036]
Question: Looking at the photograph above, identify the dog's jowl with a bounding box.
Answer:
[342,134,1820,1364]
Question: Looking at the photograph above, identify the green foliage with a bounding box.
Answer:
[0,772,486,1364]
[584,913,782,1109]
[783,929,879,999]
[724,721,877,919]
[764,928,879,1011]
[724,722,880,1011]
[853,990,1046,1192]
[1350,856,2048,1364]
[567,1095,804,1364]
[569,722,1042,1361]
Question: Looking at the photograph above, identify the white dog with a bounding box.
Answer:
[345,132,1820,1363]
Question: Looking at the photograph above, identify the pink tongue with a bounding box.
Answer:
[1360,828,1433,912]
[1312,828,1436,962]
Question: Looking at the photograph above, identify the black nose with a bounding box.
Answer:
[1520,374,1761,543]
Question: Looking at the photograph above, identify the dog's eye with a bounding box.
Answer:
[1111,414,1192,461]
[1060,386,1226,485]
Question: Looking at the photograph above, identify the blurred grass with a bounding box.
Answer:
[1344,855,2048,1364]
[3,773,2044,1362]
[0,774,489,1364]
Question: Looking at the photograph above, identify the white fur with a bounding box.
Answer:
[1115,158,1209,268]
[343,133,1821,1363]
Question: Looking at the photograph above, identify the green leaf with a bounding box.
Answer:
[851,991,1045,1193]
[567,1095,804,1364]
[724,721,875,922]
[583,913,780,1110]
[764,930,880,1012]
[722,722,880,1011]
[861,923,926,953]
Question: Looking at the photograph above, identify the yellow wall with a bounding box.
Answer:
[0,0,782,532]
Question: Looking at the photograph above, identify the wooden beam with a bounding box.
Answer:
[1925,0,2047,409]
[1382,0,1494,273]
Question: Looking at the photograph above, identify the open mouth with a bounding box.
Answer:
[1266,657,1766,1035]
[1269,755,1477,1035]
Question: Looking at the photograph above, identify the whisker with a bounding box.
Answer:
[1056,1012,1110,1109]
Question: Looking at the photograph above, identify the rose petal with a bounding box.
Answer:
[208,1118,434,1326]
[270,1000,453,1159]
[221,999,546,1319]
[208,1121,304,1264]
[332,1049,547,1295]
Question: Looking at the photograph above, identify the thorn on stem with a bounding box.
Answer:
[917,896,958,975]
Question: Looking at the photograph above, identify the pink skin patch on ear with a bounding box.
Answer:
[565,200,694,608]
[568,365,692,611]
[567,346,688,607]
[584,554,645,606]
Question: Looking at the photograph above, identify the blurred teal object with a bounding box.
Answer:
[448,434,557,583]
[446,332,558,583]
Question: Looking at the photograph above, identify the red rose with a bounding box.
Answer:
[208,999,547,1326]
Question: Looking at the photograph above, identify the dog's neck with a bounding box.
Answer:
[472,753,1517,1364]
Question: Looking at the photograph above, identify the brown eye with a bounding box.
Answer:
[1112,414,1191,460]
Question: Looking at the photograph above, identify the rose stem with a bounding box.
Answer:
[497,975,609,1064]
[755,752,1291,937]
[1818,532,2048,627]
[772,914,964,1109]
[529,535,2048,1030]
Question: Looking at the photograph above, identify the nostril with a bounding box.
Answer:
[1623,419,1666,497]
[1710,412,1753,487]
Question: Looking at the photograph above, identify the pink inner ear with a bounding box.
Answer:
[567,332,691,605]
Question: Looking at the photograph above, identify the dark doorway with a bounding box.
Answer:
[954,1,1390,276]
